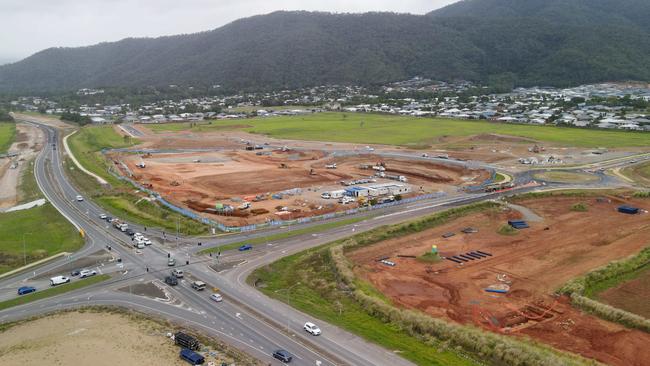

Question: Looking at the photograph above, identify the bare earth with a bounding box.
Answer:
[0,123,44,209]
[348,195,650,366]
[0,312,181,366]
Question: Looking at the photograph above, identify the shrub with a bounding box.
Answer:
[497,224,518,236]
[570,202,588,212]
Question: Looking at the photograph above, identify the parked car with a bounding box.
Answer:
[272,349,293,363]
[303,322,321,336]
[75,195,84,202]
[210,293,223,302]
[165,276,178,286]
[238,244,253,251]
[79,269,97,278]
[17,286,36,295]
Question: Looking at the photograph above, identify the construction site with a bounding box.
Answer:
[347,195,650,366]
[112,142,490,226]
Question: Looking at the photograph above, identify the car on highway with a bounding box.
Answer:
[50,275,70,286]
[303,322,321,336]
[210,293,223,302]
[70,269,81,277]
[17,286,36,295]
[164,276,178,286]
[99,213,107,220]
[272,349,293,363]
[125,228,135,236]
[238,244,253,251]
[80,269,97,278]
[172,269,184,278]
[75,195,84,202]
[168,258,176,266]
[191,281,206,291]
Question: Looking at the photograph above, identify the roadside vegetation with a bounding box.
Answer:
[0,122,16,154]
[66,126,210,235]
[147,112,650,148]
[250,201,597,366]
[559,246,650,332]
[199,216,367,254]
[622,161,650,186]
[16,158,42,204]
[0,203,84,275]
[0,274,110,311]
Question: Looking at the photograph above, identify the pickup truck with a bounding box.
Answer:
[79,269,97,278]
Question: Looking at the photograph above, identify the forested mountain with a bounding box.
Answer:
[1,0,649,93]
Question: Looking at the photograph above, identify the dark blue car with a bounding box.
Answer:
[17,286,36,295]
[238,244,252,251]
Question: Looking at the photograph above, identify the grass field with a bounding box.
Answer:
[200,216,367,254]
[146,112,650,148]
[17,158,42,204]
[0,274,109,311]
[0,122,16,154]
[0,203,84,275]
[532,171,600,184]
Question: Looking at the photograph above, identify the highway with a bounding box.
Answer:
[0,116,633,365]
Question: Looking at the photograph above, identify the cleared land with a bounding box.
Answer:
[595,264,650,318]
[117,148,487,226]
[0,123,44,208]
[0,310,253,366]
[0,203,84,275]
[67,126,209,235]
[532,171,600,184]
[348,195,650,366]
[0,122,16,154]
[621,161,650,186]
[145,112,650,148]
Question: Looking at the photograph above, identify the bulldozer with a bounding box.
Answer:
[279,163,289,169]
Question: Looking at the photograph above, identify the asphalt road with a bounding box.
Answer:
[0,116,632,365]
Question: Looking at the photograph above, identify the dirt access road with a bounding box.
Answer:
[0,123,44,209]
[349,195,650,366]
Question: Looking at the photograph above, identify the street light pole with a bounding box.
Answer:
[22,233,32,266]
[277,282,301,334]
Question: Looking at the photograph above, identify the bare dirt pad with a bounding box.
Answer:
[348,196,650,366]
[0,312,181,366]
[597,266,650,318]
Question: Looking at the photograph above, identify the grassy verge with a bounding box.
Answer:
[559,246,650,332]
[494,172,507,182]
[147,112,650,148]
[17,157,42,204]
[0,274,110,311]
[622,161,650,186]
[532,171,599,184]
[0,203,84,275]
[199,216,367,254]
[0,122,16,154]
[250,201,594,366]
[65,126,210,235]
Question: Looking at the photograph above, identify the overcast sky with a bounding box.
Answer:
[0,0,457,64]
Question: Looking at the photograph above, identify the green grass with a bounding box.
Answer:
[147,112,650,148]
[497,224,519,236]
[417,252,442,263]
[0,274,110,311]
[494,172,506,182]
[66,127,210,235]
[17,158,43,204]
[0,122,16,154]
[0,203,84,275]
[200,216,367,254]
[570,202,589,212]
[250,250,477,366]
[532,171,600,184]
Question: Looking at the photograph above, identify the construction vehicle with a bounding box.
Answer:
[325,163,337,169]
[279,163,288,169]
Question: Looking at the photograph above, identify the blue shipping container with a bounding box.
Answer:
[180,348,205,365]
[618,206,639,215]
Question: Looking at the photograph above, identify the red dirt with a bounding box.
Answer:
[348,196,650,366]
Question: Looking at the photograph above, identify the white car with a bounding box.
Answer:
[79,269,97,278]
[99,213,107,219]
[143,238,152,246]
[303,322,321,336]
[75,195,84,202]
[210,293,223,302]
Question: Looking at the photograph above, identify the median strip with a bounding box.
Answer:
[0,274,110,311]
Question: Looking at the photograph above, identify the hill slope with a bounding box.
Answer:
[1,0,649,93]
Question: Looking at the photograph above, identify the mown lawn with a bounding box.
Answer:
[146,112,650,148]
[0,122,16,154]
[0,203,84,274]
